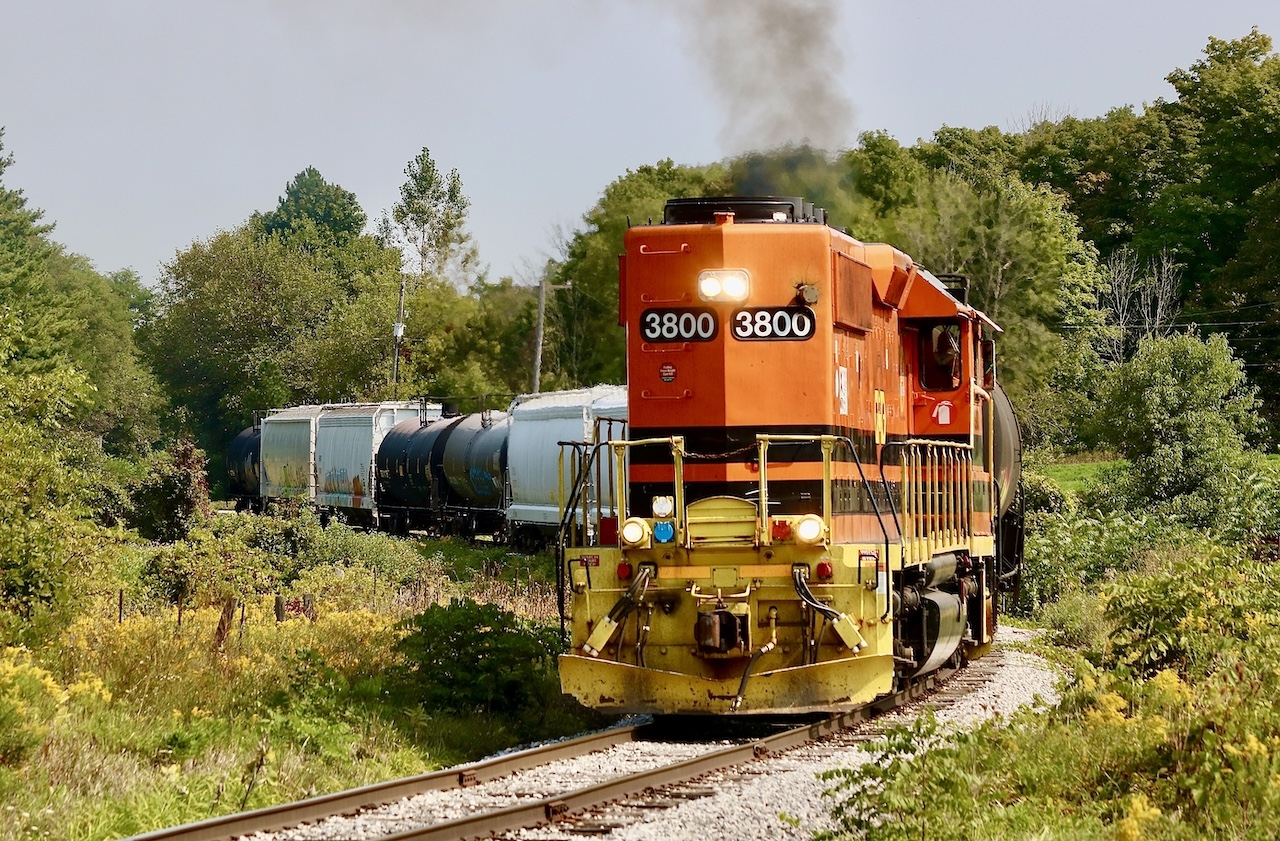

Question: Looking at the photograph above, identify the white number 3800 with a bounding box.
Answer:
[731,307,815,341]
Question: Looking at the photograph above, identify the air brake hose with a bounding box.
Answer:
[731,608,778,712]
[793,568,867,654]
[582,567,651,657]
[793,568,839,621]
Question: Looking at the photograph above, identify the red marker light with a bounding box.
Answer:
[617,561,633,581]
[771,520,793,541]
[816,561,834,580]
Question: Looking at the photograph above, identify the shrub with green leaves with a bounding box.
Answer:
[823,528,1280,840]
[1089,333,1265,522]
[1021,469,1071,516]
[1036,585,1108,651]
[123,440,212,543]
[394,598,563,717]
[1017,508,1193,613]
[139,530,282,606]
[1101,537,1280,679]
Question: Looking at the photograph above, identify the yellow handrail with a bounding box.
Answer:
[611,436,686,542]
[897,440,974,564]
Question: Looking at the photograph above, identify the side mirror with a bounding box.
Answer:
[980,339,997,390]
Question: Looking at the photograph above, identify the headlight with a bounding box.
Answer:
[697,269,750,302]
[651,495,675,518]
[721,273,748,299]
[620,517,651,548]
[795,514,826,545]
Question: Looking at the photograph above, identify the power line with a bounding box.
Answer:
[1178,301,1279,317]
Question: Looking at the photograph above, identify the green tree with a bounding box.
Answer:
[1140,29,1280,288]
[1016,109,1171,257]
[108,268,155,327]
[914,123,1024,181]
[447,276,538,395]
[842,131,929,231]
[1,131,163,456]
[393,275,483,398]
[145,202,404,476]
[1091,333,1262,521]
[256,166,367,250]
[0,128,64,372]
[1210,179,1280,426]
[914,112,1172,262]
[40,250,164,456]
[0,307,105,643]
[391,147,476,282]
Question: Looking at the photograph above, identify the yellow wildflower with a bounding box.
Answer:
[1114,793,1160,841]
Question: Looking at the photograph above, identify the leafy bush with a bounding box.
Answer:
[305,522,444,588]
[123,440,212,543]
[1021,470,1071,516]
[394,598,563,717]
[1080,453,1280,542]
[1018,508,1193,612]
[139,531,282,606]
[206,503,323,568]
[824,527,1280,840]
[0,348,110,643]
[1036,585,1108,651]
[1100,538,1278,679]
[1091,333,1262,505]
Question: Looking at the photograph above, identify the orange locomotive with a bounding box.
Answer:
[559,197,1023,714]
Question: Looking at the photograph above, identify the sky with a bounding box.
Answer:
[3,0,1280,287]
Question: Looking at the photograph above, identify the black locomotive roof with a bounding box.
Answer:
[663,196,827,226]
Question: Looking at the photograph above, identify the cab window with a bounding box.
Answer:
[920,322,962,391]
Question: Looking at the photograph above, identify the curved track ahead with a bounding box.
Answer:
[127,663,986,841]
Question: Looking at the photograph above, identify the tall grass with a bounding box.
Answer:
[2,606,430,840]
[1,519,581,841]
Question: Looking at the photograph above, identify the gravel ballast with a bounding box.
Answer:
[244,627,1059,841]
[509,628,1060,840]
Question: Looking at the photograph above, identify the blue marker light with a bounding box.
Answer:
[653,520,676,543]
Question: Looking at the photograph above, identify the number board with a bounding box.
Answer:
[731,307,816,341]
[639,308,719,342]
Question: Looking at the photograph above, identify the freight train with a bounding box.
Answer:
[555,196,1023,715]
[226,386,627,551]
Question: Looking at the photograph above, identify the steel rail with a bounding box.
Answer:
[123,723,650,841]
[129,665,966,841]
[382,667,953,841]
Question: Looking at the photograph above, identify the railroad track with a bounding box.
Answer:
[127,657,1007,841]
